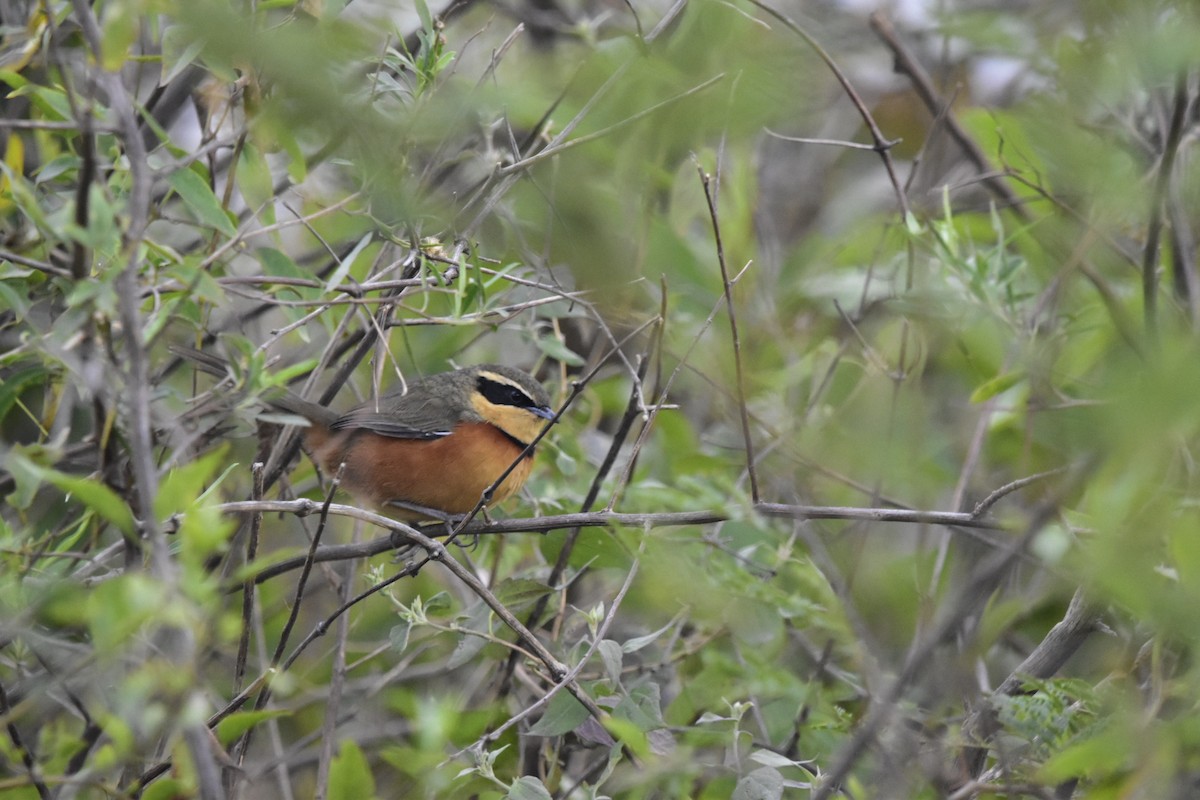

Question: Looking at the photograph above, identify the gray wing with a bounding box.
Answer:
[329,378,462,439]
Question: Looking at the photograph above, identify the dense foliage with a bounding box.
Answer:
[2,0,1199,797]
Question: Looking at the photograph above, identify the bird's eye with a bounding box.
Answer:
[477,375,536,409]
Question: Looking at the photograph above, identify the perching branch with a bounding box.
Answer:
[212,499,1014,587]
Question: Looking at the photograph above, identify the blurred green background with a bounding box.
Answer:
[2,0,1200,797]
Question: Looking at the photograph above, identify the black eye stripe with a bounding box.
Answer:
[477,376,535,409]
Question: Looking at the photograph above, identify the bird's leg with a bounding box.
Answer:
[384,499,479,546]
[385,498,459,523]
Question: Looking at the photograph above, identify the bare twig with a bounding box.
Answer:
[70,114,94,281]
[233,463,266,696]
[995,589,1099,697]
[314,534,357,800]
[465,541,644,755]
[811,500,1061,800]
[0,681,49,799]
[1142,74,1191,337]
[698,162,760,502]
[496,344,656,696]
[229,465,345,784]
[496,73,726,177]
[215,500,1009,587]
[0,249,72,278]
[971,468,1068,518]
[0,118,117,131]
[765,128,899,151]
[869,11,1021,218]
[273,465,343,665]
[960,589,1101,778]
[749,1,911,217]
[69,0,162,555]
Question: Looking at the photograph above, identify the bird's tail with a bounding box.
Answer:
[170,345,338,428]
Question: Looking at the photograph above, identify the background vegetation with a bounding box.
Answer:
[2,0,1199,797]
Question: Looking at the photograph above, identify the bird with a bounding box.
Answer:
[174,347,555,519]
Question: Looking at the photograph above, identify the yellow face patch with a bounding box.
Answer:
[471,390,548,445]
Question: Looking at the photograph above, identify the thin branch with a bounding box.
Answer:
[698,162,760,502]
[215,500,1008,586]
[1141,74,1191,338]
[971,467,1068,518]
[496,73,726,176]
[994,589,1099,697]
[204,517,613,734]
[231,466,344,776]
[272,466,343,666]
[69,0,162,554]
[765,128,900,151]
[408,536,607,722]
[0,681,49,799]
[749,1,911,217]
[497,345,656,696]
[960,589,1101,778]
[811,500,1060,800]
[0,118,118,131]
[0,249,72,278]
[233,462,266,696]
[314,537,357,800]
[464,543,643,756]
[868,12,1020,218]
[70,113,95,281]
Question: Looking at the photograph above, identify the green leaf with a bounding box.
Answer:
[969,370,1023,403]
[527,691,589,737]
[414,0,433,33]
[88,575,170,653]
[494,578,552,610]
[602,716,649,759]
[0,68,29,92]
[168,167,236,236]
[1039,722,1130,783]
[324,232,372,292]
[7,445,139,537]
[535,336,585,367]
[236,142,276,224]
[99,0,139,71]
[26,83,71,120]
[0,278,31,319]
[161,24,205,86]
[505,776,553,800]
[447,601,491,670]
[279,128,307,184]
[154,446,231,521]
[47,472,136,538]
[614,683,663,731]
[0,365,48,424]
[622,615,679,653]
[732,766,784,800]
[328,740,377,800]
[389,621,411,652]
[141,778,187,800]
[257,247,302,276]
[0,161,53,230]
[215,711,288,747]
[598,639,623,685]
[423,591,452,613]
[544,527,633,571]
